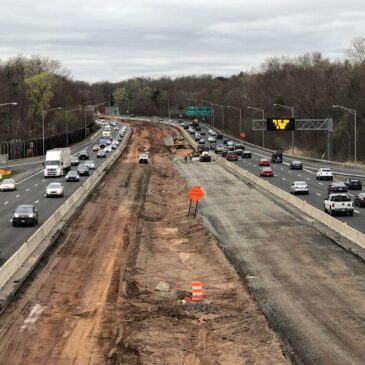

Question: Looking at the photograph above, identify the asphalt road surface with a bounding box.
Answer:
[176,158,365,365]
[190,122,365,234]
[0,124,124,263]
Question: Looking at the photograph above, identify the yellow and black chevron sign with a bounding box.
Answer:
[267,118,295,131]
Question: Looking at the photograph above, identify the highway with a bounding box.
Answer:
[0,123,124,263]
[182,121,365,234]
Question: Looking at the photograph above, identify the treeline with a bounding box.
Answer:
[1,38,365,162]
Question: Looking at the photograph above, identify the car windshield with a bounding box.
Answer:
[71,157,78,161]
[45,160,60,166]
[85,160,93,164]
[262,167,271,171]
[48,183,61,188]
[2,179,15,184]
[333,195,351,202]
[322,168,332,172]
[292,161,301,164]
[68,171,77,176]
[350,179,360,182]
[16,206,33,213]
[79,165,87,169]
[295,182,306,185]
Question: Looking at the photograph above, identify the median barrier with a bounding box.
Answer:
[0,128,133,303]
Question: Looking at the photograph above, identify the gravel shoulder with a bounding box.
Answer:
[0,122,287,365]
[176,158,365,365]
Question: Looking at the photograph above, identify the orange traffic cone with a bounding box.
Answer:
[191,281,203,302]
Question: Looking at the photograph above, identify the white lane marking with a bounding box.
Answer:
[316,193,321,196]
[9,219,12,222]
[282,178,286,181]
[4,201,8,205]
[318,182,323,185]
[297,174,301,177]
[306,178,310,181]
[18,169,44,184]
[288,171,291,174]
[16,194,20,198]
[348,193,354,197]
[34,200,39,204]
[26,188,30,192]
[280,168,284,170]
[42,179,45,182]
[34,184,38,187]
[354,210,360,214]
[304,168,315,175]
[20,304,44,332]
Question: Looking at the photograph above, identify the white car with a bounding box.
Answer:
[208,129,214,135]
[207,136,216,143]
[45,182,64,197]
[194,132,201,141]
[84,160,95,169]
[316,168,333,181]
[290,181,309,195]
[104,146,112,153]
[139,153,149,164]
[0,178,16,191]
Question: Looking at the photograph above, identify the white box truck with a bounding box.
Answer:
[44,148,71,177]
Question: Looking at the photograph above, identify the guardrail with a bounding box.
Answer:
[162,121,365,259]
[0,129,132,301]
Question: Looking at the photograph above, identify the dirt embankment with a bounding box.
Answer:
[0,121,288,365]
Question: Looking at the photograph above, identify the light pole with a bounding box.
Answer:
[227,105,242,135]
[333,105,357,165]
[187,98,198,119]
[42,106,62,154]
[201,100,214,127]
[212,103,224,131]
[247,106,265,147]
[0,102,17,107]
[273,103,295,154]
[65,107,82,146]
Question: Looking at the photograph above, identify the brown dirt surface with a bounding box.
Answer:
[0,121,288,365]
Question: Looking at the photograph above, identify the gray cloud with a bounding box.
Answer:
[1,0,364,82]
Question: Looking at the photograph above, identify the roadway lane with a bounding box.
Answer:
[189,122,365,233]
[0,123,127,263]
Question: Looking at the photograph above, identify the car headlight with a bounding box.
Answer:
[28,213,34,218]
[14,213,20,218]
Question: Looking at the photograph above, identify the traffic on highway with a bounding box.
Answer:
[177,119,365,233]
[0,120,128,262]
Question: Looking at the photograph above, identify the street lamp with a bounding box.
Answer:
[247,106,265,147]
[212,103,224,131]
[201,100,214,127]
[0,102,17,107]
[273,103,295,154]
[42,107,62,154]
[65,107,82,146]
[333,105,357,165]
[227,105,242,135]
[187,98,198,119]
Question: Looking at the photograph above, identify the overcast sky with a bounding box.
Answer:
[1,0,364,82]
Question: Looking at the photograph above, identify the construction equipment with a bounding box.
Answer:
[173,137,187,149]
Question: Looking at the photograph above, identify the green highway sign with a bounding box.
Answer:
[185,106,212,117]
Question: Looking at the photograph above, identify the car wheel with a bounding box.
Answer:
[349,211,353,216]
[323,205,327,213]
[329,208,334,216]
[12,221,16,227]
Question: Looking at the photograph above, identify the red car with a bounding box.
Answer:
[260,167,274,177]
[259,158,270,166]
[226,151,238,161]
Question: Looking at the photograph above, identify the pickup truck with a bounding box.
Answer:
[199,151,211,162]
[138,153,149,164]
[324,193,353,216]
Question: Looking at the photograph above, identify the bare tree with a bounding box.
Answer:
[346,37,365,65]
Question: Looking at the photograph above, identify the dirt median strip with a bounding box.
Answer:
[0,121,288,365]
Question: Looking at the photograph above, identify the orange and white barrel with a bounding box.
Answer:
[191,281,203,301]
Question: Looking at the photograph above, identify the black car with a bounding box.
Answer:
[328,182,348,194]
[216,134,223,140]
[209,143,216,151]
[221,149,230,157]
[65,170,80,182]
[195,125,201,131]
[290,160,303,170]
[77,164,90,176]
[78,149,89,160]
[183,124,189,130]
[130,113,135,117]
[12,205,38,226]
[344,178,362,190]
[354,193,365,207]
[242,151,252,158]
[200,131,206,135]
[271,150,283,163]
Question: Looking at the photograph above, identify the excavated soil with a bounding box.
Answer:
[0,121,288,365]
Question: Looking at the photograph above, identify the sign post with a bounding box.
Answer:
[187,185,205,218]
